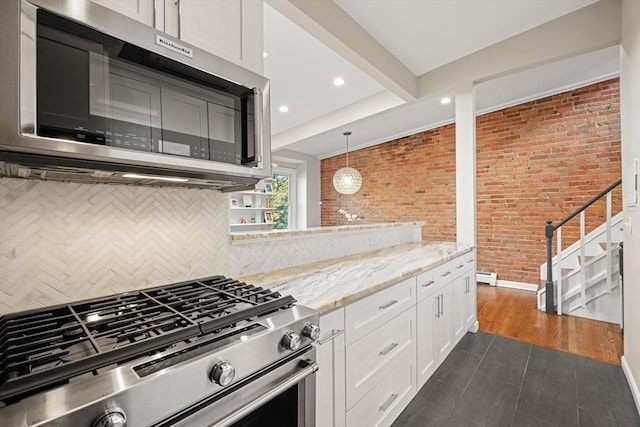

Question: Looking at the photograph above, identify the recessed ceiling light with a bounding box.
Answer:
[263,51,268,58]
[279,105,289,113]
[440,96,452,105]
[333,77,345,86]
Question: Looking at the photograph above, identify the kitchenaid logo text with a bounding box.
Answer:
[155,35,193,58]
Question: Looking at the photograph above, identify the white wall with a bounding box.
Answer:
[621,0,640,413]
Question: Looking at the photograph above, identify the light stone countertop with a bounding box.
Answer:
[230,222,423,241]
[239,241,473,313]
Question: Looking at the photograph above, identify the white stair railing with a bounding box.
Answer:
[543,178,622,314]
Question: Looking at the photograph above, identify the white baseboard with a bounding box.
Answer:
[496,280,538,292]
[621,356,640,416]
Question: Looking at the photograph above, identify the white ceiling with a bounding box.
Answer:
[334,0,600,76]
[263,0,619,159]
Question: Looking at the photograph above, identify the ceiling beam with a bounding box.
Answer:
[270,90,404,150]
[418,0,622,97]
[266,0,418,102]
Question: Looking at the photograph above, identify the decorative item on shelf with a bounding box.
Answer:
[338,208,363,222]
[264,182,273,193]
[250,217,256,223]
[230,198,238,207]
[242,195,253,207]
[239,217,247,224]
[266,196,273,208]
[264,211,273,223]
[333,131,362,195]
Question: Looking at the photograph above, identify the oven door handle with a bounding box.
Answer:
[212,359,319,427]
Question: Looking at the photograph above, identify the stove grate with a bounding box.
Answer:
[0,276,293,403]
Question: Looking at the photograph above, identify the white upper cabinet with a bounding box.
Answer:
[90,0,155,26]
[92,0,264,75]
[166,0,264,75]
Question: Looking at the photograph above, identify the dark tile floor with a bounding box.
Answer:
[392,332,640,427]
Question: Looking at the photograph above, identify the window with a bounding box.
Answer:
[271,168,296,230]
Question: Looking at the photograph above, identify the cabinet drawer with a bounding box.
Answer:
[452,253,475,279]
[346,352,416,427]
[345,277,416,345]
[346,308,415,409]
[416,262,452,302]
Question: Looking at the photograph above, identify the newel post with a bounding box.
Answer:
[545,219,555,314]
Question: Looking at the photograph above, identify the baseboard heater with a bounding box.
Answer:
[476,271,497,286]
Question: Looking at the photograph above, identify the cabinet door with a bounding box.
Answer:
[90,0,154,26]
[463,271,476,330]
[317,309,346,427]
[416,295,437,389]
[175,0,263,74]
[452,274,467,344]
[453,267,475,344]
[435,284,453,362]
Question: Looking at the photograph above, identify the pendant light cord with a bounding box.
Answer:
[344,131,352,167]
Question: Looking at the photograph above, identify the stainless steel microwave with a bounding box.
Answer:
[0,0,271,189]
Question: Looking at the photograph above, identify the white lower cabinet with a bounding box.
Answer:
[416,291,437,389]
[452,266,475,343]
[319,252,477,426]
[346,353,416,427]
[316,308,346,427]
[433,281,454,365]
[346,307,416,409]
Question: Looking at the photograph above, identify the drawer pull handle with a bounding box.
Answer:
[318,329,345,345]
[380,393,399,412]
[441,271,451,277]
[467,258,474,263]
[422,280,435,288]
[456,264,464,269]
[379,300,398,310]
[379,342,399,356]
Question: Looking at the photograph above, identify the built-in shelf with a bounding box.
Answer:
[229,186,274,231]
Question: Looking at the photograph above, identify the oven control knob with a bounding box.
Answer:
[302,323,321,341]
[92,408,127,427]
[210,361,235,386]
[282,331,301,351]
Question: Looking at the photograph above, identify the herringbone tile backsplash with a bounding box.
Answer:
[0,178,420,314]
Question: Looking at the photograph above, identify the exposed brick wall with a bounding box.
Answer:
[476,78,621,284]
[320,78,621,285]
[321,123,456,242]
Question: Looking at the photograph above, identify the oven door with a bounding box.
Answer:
[154,347,317,427]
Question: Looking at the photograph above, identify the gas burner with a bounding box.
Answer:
[0,276,295,403]
[61,322,84,339]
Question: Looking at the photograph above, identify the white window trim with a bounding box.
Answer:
[273,167,297,230]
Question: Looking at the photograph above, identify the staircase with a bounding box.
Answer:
[538,179,623,325]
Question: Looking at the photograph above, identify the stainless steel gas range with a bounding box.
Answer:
[0,276,320,426]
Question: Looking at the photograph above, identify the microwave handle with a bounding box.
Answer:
[252,87,263,165]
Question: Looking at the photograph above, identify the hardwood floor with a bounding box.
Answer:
[477,284,623,365]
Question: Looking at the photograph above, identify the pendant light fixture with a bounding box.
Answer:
[332,131,362,194]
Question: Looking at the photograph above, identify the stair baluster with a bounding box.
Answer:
[543,178,622,314]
